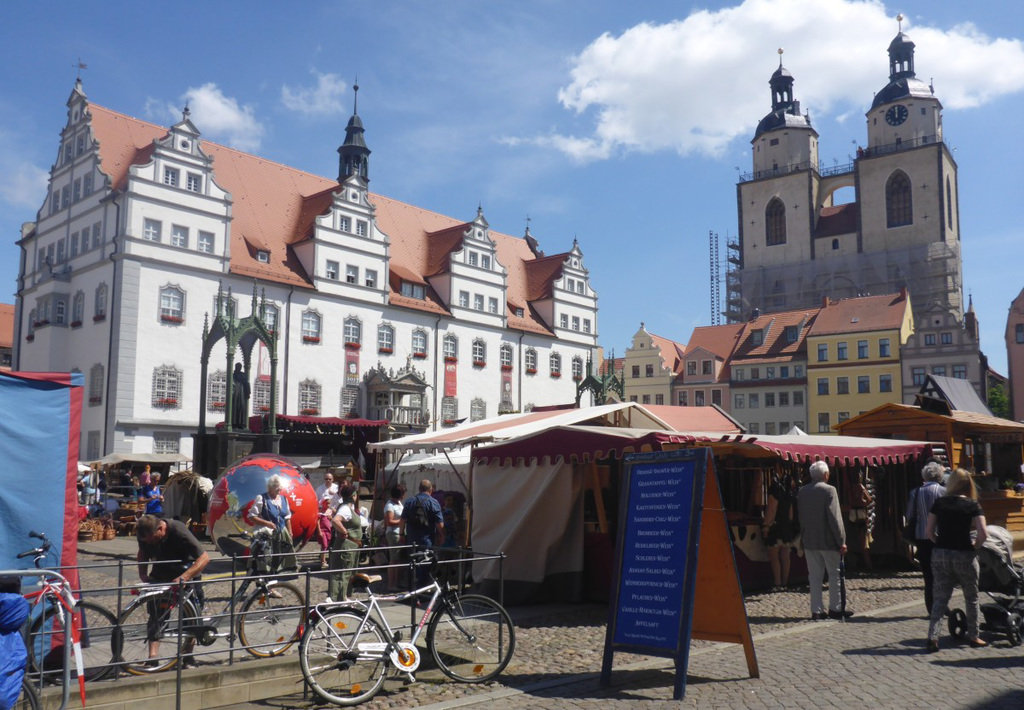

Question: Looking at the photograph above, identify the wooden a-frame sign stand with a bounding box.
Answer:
[600,448,758,700]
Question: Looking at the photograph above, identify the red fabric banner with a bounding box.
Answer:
[345,348,360,386]
[444,361,457,397]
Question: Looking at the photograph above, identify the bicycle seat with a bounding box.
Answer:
[351,572,382,588]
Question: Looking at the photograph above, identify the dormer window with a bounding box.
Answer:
[257,250,270,263]
[514,307,524,317]
[785,326,799,342]
[400,281,425,299]
[751,329,764,346]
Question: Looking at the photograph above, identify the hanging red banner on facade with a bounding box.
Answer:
[345,348,360,386]
[501,368,513,410]
[444,361,457,397]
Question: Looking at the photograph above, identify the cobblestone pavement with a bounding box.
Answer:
[72,540,1024,708]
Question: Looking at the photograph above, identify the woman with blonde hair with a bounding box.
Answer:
[924,468,987,652]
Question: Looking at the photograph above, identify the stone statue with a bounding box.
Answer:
[231,362,251,430]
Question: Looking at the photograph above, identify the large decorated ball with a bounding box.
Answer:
[207,453,318,556]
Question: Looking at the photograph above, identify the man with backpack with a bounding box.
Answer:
[400,479,445,549]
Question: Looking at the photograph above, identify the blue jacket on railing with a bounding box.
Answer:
[0,592,30,710]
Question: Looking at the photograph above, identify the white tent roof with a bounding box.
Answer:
[89,452,192,466]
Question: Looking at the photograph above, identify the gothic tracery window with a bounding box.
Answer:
[886,170,913,228]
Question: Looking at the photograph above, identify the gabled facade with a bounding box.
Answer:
[806,290,913,433]
[623,324,683,406]
[901,300,986,405]
[672,323,744,411]
[14,81,599,460]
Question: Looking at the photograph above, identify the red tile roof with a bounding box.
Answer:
[0,303,13,350]
[648,333,686,373]
[683,323,745,360]
[809,290,910,336]
[814,203,859,238]
[730,307,818,361]
[87,104,568,335]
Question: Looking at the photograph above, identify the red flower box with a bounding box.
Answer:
[501,364,513,372]
[258,405,270,412]
[444,356,458,363]
[344,342,361,350]
[378,347,393,354]
[160,314,184,324]
[300,408,319,416]
[212,402,226,410]
[526,367,537,374]
[156,397,178,407]
[573,375,583,382]
[26,334,34,342]
[550,372,561,378]
[302,335,321,344]
[70,320,82,328]
[412,352,427,359]
[473,360,486,367]
[88,396,101,404]
[93,314,106,322]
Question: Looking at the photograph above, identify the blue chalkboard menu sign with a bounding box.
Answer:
[600,448,708,700]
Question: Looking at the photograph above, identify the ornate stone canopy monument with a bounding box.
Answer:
[194,283,280,474]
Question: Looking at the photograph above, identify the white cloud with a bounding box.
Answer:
[541,0,1024,161]
[146,84,266,152]
[281,72,348,116]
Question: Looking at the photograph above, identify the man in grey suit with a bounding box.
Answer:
[797,461,852,620]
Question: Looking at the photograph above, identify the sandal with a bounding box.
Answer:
[968,638,988,648]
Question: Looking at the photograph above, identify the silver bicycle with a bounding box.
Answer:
[299,549,515,706]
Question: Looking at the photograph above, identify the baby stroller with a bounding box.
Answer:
[948,525,1024,646]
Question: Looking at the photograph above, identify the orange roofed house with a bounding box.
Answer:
[12,81,599,460]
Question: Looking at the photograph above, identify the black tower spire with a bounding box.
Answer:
[338,81,371,183]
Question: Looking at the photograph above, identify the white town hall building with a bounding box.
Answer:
[12,81,599,461]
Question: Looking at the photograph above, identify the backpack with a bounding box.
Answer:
[411,496,432,529]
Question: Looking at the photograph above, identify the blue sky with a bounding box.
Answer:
[2,0,1022,375]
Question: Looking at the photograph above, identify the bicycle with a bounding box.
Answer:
[17,678,41,710]
[18,531,119,686]
[300,549,515,706]
[116,528,305,673]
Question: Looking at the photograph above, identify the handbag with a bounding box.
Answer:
[901,488,919,542]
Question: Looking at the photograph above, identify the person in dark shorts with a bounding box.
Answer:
[762,471,800,589]
[136,514,210,664]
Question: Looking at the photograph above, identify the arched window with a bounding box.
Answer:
[159,286,185,322]
[572,356,584,381]
[470,398,487,422]
[340,386,360,417]
[500,344,513,369]
[55,299,66,325]
[412,329,428,358]
[28,308,37,333]
[472,339,487,365]
[377,323,394,353]
[344,317,362,346]
[525,348,537,373]
[207,371,227,411]
[550,352,562,377]
[886,170,913,227]
[946,176,953,230]
[89,363,103,405]
[443,334,458,361]
[262,303,279,333]
[765,198,786,246]
[95,284,107,319]
[299,379,321,415]
[301,311,321,343]
[253,379,276,414]
[72,292,85,325]
[441,396,458,426]
[152,365,182,409]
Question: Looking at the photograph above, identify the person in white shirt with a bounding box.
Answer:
[314,472,340,568]
[383,484,405,590]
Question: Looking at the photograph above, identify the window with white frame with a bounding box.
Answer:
[55,299,66,325]
[257,250,270,263]
[340,386,359,417]
[550,352,561,377]
[152,366,182,408]
[301,311,321,342]
[346,265,358,284]
[76,134,85,155]
[441,396,458,425]
[159,286,185,322]
[412,330,428,358]
[61,185,70,208]
[70,232,80,257]
[153,433,180,454]
[378,324,394,352]
[214,295,238,318]
[95,284,107,318]
[87,431,100,460]
[572,316,580,331]
[262,304,279,333]
[572,356,583,380]
[679,391,689,406]
[500,344,513,368]
[144,219,162,242]
[576,280,584,294]
[92,223,101,249]
[473,294,484,311]
[163,167,179,187]
[560,313,568,328]
[525,348,537,372]
[326,261,339,280]
[207,371,227,411]
[253,379,275,413]
[472,339,486,365]
[488,297,499,314]
[198,231,214,253]
[186,173,201,192]
[338,216,350,232]
[481,254,491,270]
[299,379,321,415]
[344,317,361,346]
[355,220,368,237]
[171,225,188,248]
[73,179,81,202]
[468,251,478,267]
[583,318,591,334]
[444,334,458,360]
[401,281,425,299]
[458,291,469,308]
[470,398,486,422]
[72,292,84,325]
[365,270,377,289]
[89,364,103,405]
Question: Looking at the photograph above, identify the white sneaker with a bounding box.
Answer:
[324,597,334,604]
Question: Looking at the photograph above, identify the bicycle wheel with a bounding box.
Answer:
[27,600,119,684]
[117,595,199,674]
[18,678,41,710]
[300,610,388,706]
[238,581,305,657]
[427,594,515,682]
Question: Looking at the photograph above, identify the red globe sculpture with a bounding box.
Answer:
[207,453,318,557]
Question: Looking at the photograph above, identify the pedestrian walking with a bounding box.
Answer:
[796,461,852,620]
[905,460,946,615]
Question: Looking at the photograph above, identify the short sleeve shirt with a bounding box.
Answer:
[931,496,984,551]
[138,519,205,582]
[384,500,404,530]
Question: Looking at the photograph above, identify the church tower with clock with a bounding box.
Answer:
[730,19,963,326]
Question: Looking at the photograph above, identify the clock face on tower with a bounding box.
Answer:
[885,104,908,126]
